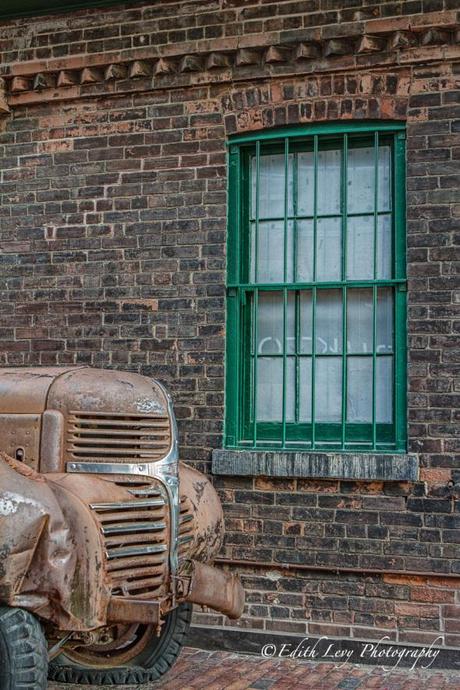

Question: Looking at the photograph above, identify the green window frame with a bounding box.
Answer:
[225,122,407,453]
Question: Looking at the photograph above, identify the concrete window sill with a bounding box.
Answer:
[212,450,419,482]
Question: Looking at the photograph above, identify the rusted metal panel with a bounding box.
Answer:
[178,463,224,563]
[47,368,169,417]
[40,410,65,473]
[182,561,245,620]
[0,367,80,413]
[107,597,160,625]
[0,414,41,469]
[0,452,110,630]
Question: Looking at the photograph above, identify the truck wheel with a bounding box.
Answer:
[0,606,48,690]
[48,602,192,685]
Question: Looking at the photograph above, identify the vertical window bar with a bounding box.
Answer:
[341,134,348,448]
[292,154,299,430]
[373,132,379,281]
[394,131,407,451]
[283,139,289,283]
[313,136,318,283]
[283,138,289,283]
[254,140,260,284]
[282,286,288,447]
[252,287,258,447]
[311,135,319,449]
[293,152,298,283]
[311,286,317,449]
[342,287,347,447]
[236,288,241,444]
[282,139,289,447]
[295,289,300,425]
[372,285,378,449]
[372,132,379,449]
[252,141,261,448]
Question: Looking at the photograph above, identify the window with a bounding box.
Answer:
[226,123,406,452]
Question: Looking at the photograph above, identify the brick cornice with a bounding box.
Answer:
[2,11,459,108]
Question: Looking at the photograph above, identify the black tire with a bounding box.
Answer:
[0,606,48,690]
[48,602,192,686]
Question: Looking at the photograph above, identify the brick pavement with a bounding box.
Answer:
[48,647,460,690]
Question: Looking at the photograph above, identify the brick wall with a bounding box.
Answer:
[0,0,459,649]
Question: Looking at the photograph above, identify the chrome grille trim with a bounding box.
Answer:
[101,521,166,535]
[178,535,193,545]
[107,544,168,560]
[90,498,165,511]
[127,487,162,497]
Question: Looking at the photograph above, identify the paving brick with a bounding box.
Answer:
[0,0,459,654]
[46,648,460,689]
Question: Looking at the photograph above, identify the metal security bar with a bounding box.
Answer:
[226,123,407,453]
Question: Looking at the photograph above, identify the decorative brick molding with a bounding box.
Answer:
[220,71,410,134]
[2,11,459,107]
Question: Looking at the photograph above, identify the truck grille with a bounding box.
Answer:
[91,483,169,598]
[67,411,171,464]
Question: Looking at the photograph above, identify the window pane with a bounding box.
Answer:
[257,292,282,355]
[347,145,391,214]
[256,358,282,421]
[346,215,373,280]
[316,217,341,281]
[316,289,342,354]
[297,151,314,216]
[377,288,393,353]
[378,146,391,212]
[376,356,393,423]
[256,292,295,355]
[377,214,392,279]
[286,357,295,422]
[315,357,341,422]
[286,292,296,355]
[299,357,312,422]
[348,146,374,214]
[251,154,293,219]
[256,357,295,422]
[347,289,373,354]
[347,357,373,422]
[299,290,313,354]
[347,214,392,281]
[296,220,314,281]
[317,148,341,215]
[251,220,294,283]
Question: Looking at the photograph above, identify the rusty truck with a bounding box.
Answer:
[0,366,244,688]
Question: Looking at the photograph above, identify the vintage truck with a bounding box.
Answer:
[0,366,244,688]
